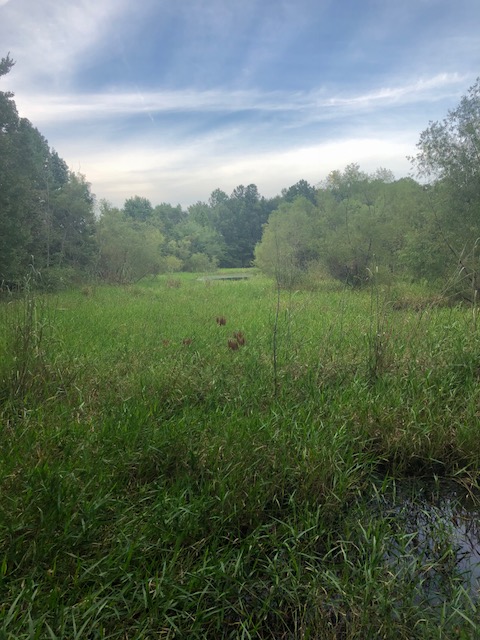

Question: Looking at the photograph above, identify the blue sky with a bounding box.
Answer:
[1,0,479,208]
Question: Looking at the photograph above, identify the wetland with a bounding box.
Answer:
[1,273,480,638]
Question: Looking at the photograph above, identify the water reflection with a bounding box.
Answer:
[372,479,480,600]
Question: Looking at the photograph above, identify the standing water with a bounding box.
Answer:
[370,478,480,602]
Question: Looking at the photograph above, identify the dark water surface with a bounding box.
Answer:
[197,274,251,281]
[370,479,480,601]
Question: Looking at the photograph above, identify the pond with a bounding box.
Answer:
[197,273,251,281]
[370,478,480,602]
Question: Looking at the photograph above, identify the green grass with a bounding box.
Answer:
[0,273,479,638]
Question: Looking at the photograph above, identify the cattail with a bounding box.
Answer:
[182,338,193,346]
[216,316,227,325]
[233,331,245,346]
[228,339,239,350]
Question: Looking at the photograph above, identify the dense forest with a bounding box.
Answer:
[1,53,479,296]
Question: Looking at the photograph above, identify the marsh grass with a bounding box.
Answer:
[1,273,480,638]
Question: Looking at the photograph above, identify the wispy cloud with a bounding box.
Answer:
[321,74,467,108]
[80,133,415,207]
[2,0,479,207]
[13,72,466,125]
[0,0,130,88]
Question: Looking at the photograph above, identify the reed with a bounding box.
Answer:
[0,273,479,638]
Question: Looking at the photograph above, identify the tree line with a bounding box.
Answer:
[0,55,96,288]
[2,53,479,295]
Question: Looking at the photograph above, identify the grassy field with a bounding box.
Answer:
[1,272,480,638]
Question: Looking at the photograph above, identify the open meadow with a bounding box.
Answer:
[1,272,480,638]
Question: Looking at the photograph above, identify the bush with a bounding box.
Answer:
[184,253,218,273]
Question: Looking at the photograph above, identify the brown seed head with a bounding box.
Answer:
[228,339,239,350]
[233,331,245,346]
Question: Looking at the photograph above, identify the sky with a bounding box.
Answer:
[1,0,479,209]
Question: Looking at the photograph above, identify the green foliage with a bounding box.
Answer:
[0,57,96,286]
[159,254,184,273]
[281,178,317,203]
[0,53,14,78]
[1,278,480,637]
[254,197,319,287]
[0,270,75,407]
[183,252,217,273]
[96,202,164,283]
[255,166,428,288]
[153,202,187,232]
[123,195,153,221]
[43,172,97,270]
[321,165,411,285]
[413,78,480,296]
[211,184,272,268]
[3,56,480,299]
[414,78,480,187]
[0,83,53,281]
[172,218,225,265]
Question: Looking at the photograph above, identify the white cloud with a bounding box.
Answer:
[12,72,466,126]
[0,0,130,89]
[8,70,461,208]
[3,0,476,209]
[67,130,416,207]
[323,74,466,107]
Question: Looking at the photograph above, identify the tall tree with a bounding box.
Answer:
[152,203,187,233]
[46,172,97,269]
[0,55,97,284]
[213,184,270,267]
[0,54,25,279]
[254,197,320,287]
[124,196,154,221]
[413,78,480,294]
[96,201,163,283]
[0,57,48,280]
[281,179,317,204]
[255,166,427,287]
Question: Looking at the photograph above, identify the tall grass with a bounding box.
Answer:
[0,273,479,638]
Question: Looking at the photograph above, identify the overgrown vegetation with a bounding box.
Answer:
[1,274,480,638]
